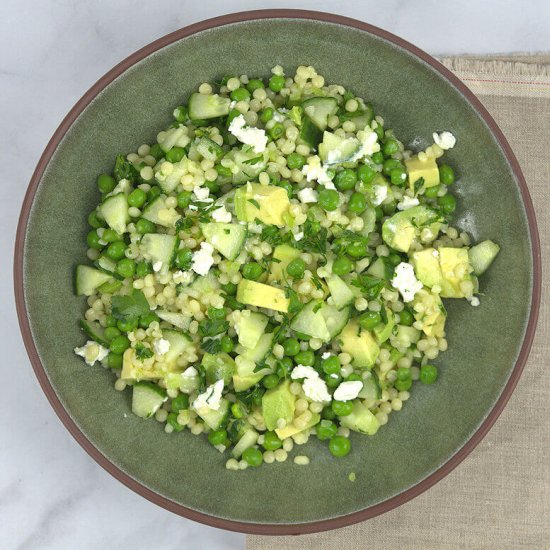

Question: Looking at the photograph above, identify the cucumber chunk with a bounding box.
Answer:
[299,116,323,147]
[139,233,178,272]
[326,274,355,310]
[201,222,247,260]
[75,265,113,296]
[131,382,167,418]
[156,310,191,331]
[99,193,129,235]
[291,300,330,342]
[318,131,361,165]
[158,125,191,152]
[320,305,350,339]
[188,93,230,120]
[302,97,338,130]
[231,428,259,458]
[162,329,193,365]
[340,401,380,435]
[79,319,109,347]
[196,398,230,430]
[142,196,180,228]
[469,240,500,276]
[195,136,224,162]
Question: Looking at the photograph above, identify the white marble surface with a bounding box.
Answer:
[1,1,548,549]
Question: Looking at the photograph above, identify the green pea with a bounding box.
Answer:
[231,403,244,419]
[332,400,354,416]
[382,158,402,176]
[86,230,103,250]
[318,189,340,211]
[390,167,407,186]
[276,357,293,378]
[107,352,123,369]
[322,356,340,375]
[383,138,399,156]
[104,315,117,328]
[348,192,367,214]
[260,107,274,123]
[286,152,305,170]
[283,338,300,357]
[221,282,237,296]
[387,253,402,267]
[438,194,456,214]
[149,143,164,160]
[100,228,118,243]
[116,318,138,333]
[375,206,384,221]
[424,184,441,198]
[88,210,104,229]
[399,309,415,326]
[135,261,152,278]
[226,109,240,126]
[104,326,121,341]
[325,373,342,388]
[395,378,412,391]
[175,191,192,209]
[269,122,285,140]
[374,124,384,140]
[171,394,189,412]
[105,241,126,261]
[243,447,263,467]
[439,164,455,185]
[382,201,397,215]
[347,240,368,259]
[268,74,285,92]
[358,163,377,184]
[167,412,185,432]
[139,312,159,329]
[165,146,186,163]
[322,406,336,420]
[206,180,220,193]
[332,256,353,276]
[262,374,280,389]
[136,218,156,235]
[215,164,232,178]
[109,335,130,354]
[294,350,315,366]
[147,186,161,203]
[175,248,193,269]
[97,174,115,194]
[173,105,188,123]
[242,262,264,281]
[220,335,234,353]
[420,364,438,384]
[334,169,357,191]
[346,373,362,382]
[397,367,412,381]
[286,258,306,279]
[116,258,136,278]
[371,151,384,165]
[208,428,228,446]
[316,420,338,440]
[262,431,282,451]
[359,311,381,330]
[230,87,251,102]
[277,180,293,198]
[329,435,351,457]
[247,78,265,92]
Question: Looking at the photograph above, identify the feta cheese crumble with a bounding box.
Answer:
[191,242,215,276]
[333,380,363,401]
[469,296,480,307]
[153,338,171,356]
[298,187,318,204]
[193,186,210,201]
[211,204,232,223]
[397,196,420,211]
[173,270,193,285]
[152,260,163,272]
[291,365,332,403]
[372,185,388,206]
[228,114,268,153]
[391,262,423,302]
[302,156,335,189]
[321,352,332,360]
[193,379,224,411]
[433,131,456,150]
[74,340,109,366]
[183,366,198,378]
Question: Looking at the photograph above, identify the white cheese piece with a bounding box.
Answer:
[173,270,193,284]
[333,381,363,401]
[291,365,332,403]
[211,205,232,223]
[152,260,163,272]
[298,187,318,204]
[193,186,210,201]
[433,131,456,150]
[469,296,480,307]
[228,114,268,153]
[153,338,171,356]
[183,366,198,378]
[321,352,332,360]
[74,340,109,367]
[397,196,420,211]
[193,379,224,411]
[391,262,423,303]
[302,156,335,188]
[191,242,215,276]
[372,185,388,206]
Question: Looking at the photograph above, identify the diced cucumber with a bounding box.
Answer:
[97,279,123,294]
[139,233,178,272]
[358,374,381,400]
[224,147,268,185]
[202,352,236,385]
[231,428,259,458]
[195,136,224,162]
[233,311,268,349]
[156,310,191,331]
[299,116,323,147]
[395,325,421,345]
[155,157,191,194]
[360,206,377,237]
[291,300,330,342]
[190,271,219,294]
[320,305,350,339]
[99,193,129,235]
[373,307,395,344]
[241,333,274,364]
[200,222,247,261]
[95,255,118,275]
[75,265,113,296]
[179,369,200,393]
[162,329,193,365]
[319,131,361,165]
[302,97,338,130]
[367,257,394,280]
[79,319,109,347]
[340,401,380,435]
[142,196,180,228]
[196,398,230,430]
[343,108,374,130]
[188,93,230,120]
[469,240,500,276]
[131,382,167,418]
[158,125,191,152]
[326,274,355,310]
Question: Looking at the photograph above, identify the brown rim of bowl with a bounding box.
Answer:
[13,9,541,536]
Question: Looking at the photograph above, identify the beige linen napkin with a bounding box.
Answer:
[247,55,550,549]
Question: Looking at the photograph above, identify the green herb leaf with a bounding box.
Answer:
[113,154,140,183]
[247,198,260,209]
[351,274,385,300]
[176,217,194,232]
[135,342,154,361]
[201,338,223,354]
[413,177,425,197]
[295,219,328,255]
[111,290,150,322]
[242,155,263,166]
[198,318,229,338]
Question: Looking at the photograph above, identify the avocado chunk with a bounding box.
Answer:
[275,413,321,440]
[232,310,268,349]
[411,248,444,288]
[340,401,380,435]
[237,279,289,312]
[268,244,300,283]
[339,320,380,369]
[413,289,446,337]
[232,355,270,392]
[202,352,236,385]
[234,182,290,226]
[382,205,442,253]
[262,380,296,431]
[438,247,474,298]
[318,131,361,164]
[405,156,440,189]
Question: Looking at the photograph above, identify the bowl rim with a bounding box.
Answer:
[13,8,541,536]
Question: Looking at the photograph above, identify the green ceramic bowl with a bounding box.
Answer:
[15,10,540,535]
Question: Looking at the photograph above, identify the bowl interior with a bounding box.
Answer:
[22,17,533,527]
